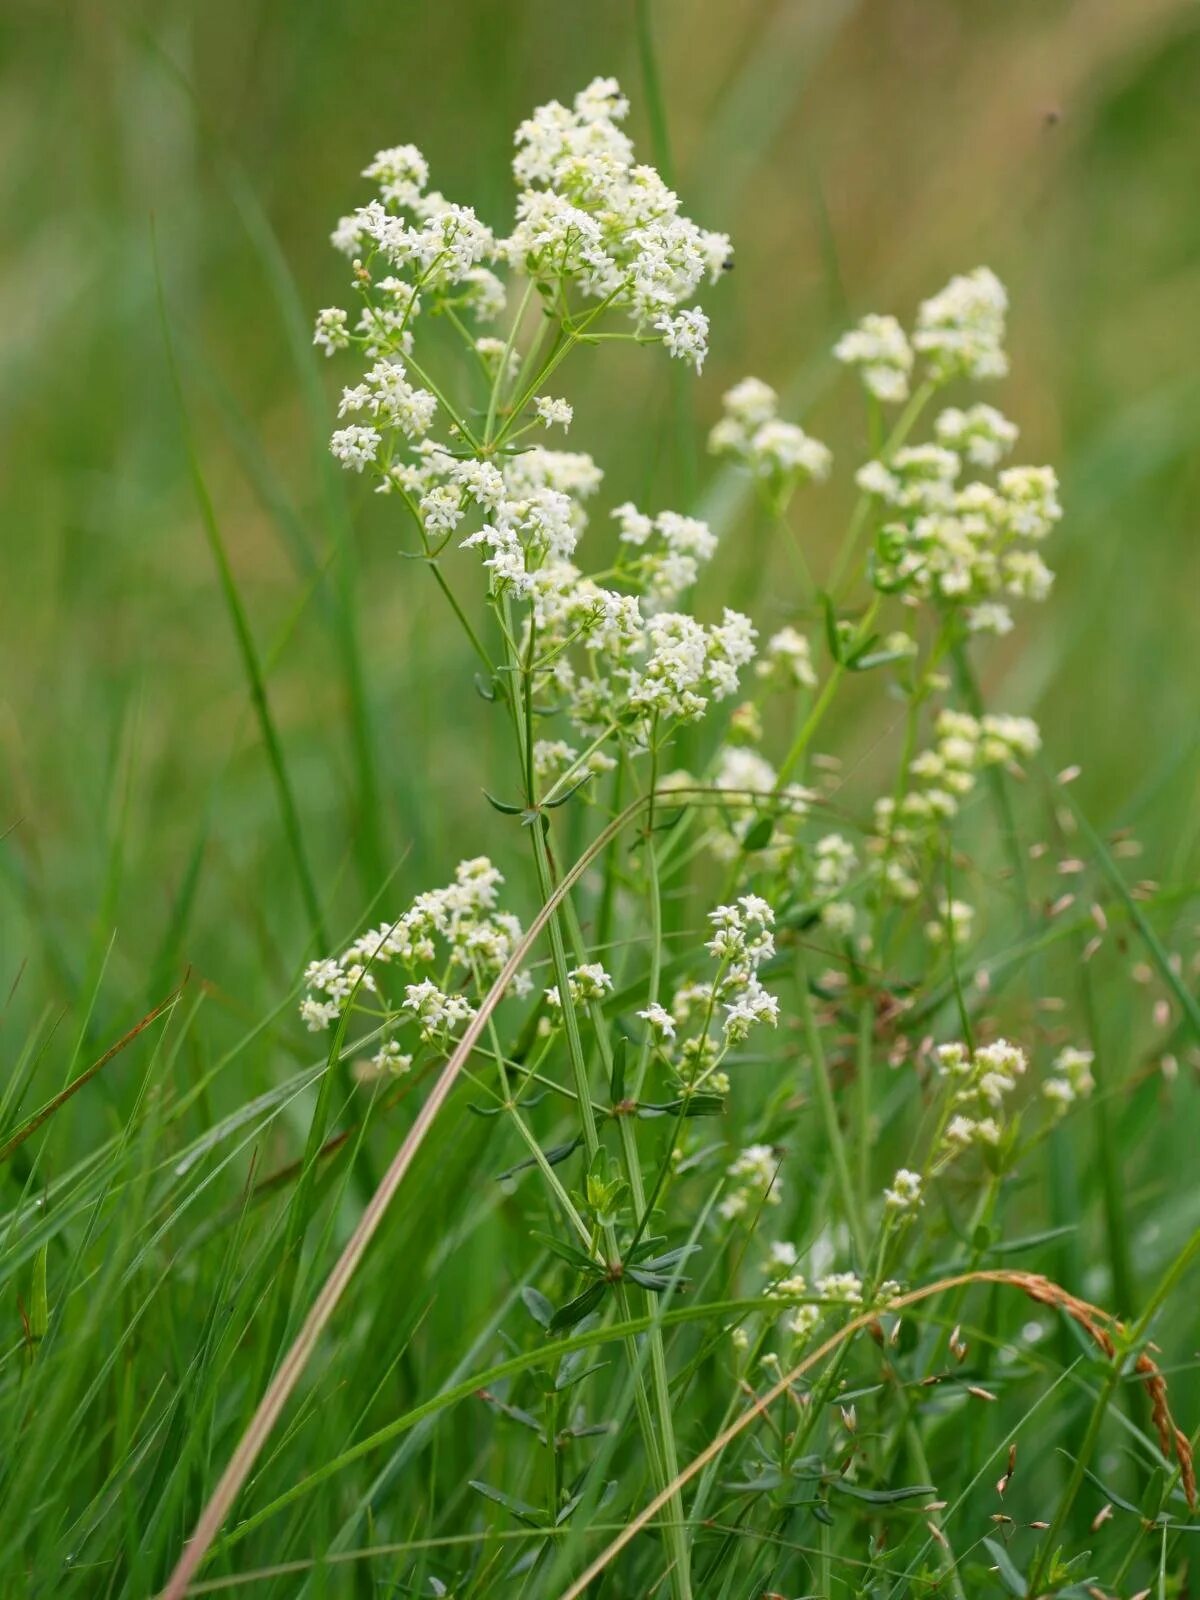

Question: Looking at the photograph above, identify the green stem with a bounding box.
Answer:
[797,956,870,1266]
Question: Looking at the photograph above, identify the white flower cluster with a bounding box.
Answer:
[627,608,757,724]
[925,896,975,948]
[816,1270,865,1305]
[913,267,1009,383]
[836,268,1007,402]
[532,738,614,784]
[883,1167,923,1214]
[298,858,529,1051]
[1042,1046,1096,1114]
[754,1253,901,1351]
[937,1038,1028,1151]
[708,377,832,486]
[642,896,780,1103]
[755,625,817,690]
[319,79,726,482]
[707,897,781,1045]
[935,403,1019,468]
[545,962,613,1009]
[719,1142,782,1221]
[833,314,913,403]
[861,445,1061,620]
[873,708,1041,866]
[535,395,574,431]
[835,272,1060,625]
[611,501,718,604]
[506,77,729,368]
[812,832,859,937]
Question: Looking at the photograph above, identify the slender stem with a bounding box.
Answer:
[632,732,663,1099]
[485,278,536,444]
[797,955,870,1266]
[554,871,694,1600]
[854,1000,873,1222]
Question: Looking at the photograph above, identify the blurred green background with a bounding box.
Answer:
[3,0,1198,1040]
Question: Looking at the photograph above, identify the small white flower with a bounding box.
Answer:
[655,307,709,372]
[300,996,341,1032]
[816,1272,863,1305]
[756,626,817,689]
[914,267,1009,384]
[313,307,350,356]
[637,1002,676,1041]
[371,1040,413,1077]
[535,395,574,431]
[834,312,913,403]
[330,425,381,472]
[883,1168,924,1213]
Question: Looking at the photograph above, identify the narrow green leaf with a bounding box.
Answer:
[548,1280,608,1332]
[982,1535,1027,1596]
[483,790,524,815]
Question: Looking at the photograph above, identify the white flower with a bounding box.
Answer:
[535,396,574,431]
[935,404,1018,468]
[1044,1046,1096,1113]
[997,465,1062,541]
[637,1002,676,1041]
[816,1272,863,1305]
[371,1040,413,1077]
[474,337,520,381]
[789,1304,821,1340]
[814,832,857,893]
[362,142,430,196]
[834,313,913,403]
[914,267,1008,384]
[313,307,350,356]
[883,1168,924,1213]
[546,963,614,1009]
[300,996,341,1032]
[460,267,507,321]
[722,977,780,1043]
[709,378,830,482]
[967,601,1014,636]
[532,738,578,780]
[756,626,817,688]
[656,307,709,372]
[925,898,974,947]
[719,1143,782,1219]
[330,425,381,472]
[721,376,777,427]
[747,420,831,482]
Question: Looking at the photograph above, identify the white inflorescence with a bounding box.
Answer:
[298,858,528,1052]
[709,377,832,484]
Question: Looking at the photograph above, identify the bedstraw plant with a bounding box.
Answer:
[5,70,1198,1600]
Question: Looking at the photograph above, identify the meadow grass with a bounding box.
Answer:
[2,5,1199,1598]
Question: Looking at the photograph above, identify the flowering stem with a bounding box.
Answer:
[474,966,592,1249]
[632,730,664,1099]
[854,1001,873,1222]
[554,892,694,1600]
[485,277,537,443]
